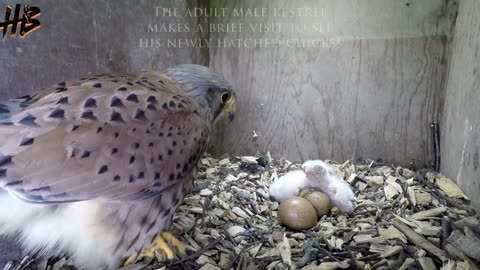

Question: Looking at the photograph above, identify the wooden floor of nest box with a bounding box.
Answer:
[5,153,480,270]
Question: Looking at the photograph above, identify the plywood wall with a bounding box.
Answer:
[441,0,480,209]
[0,0,208,99]
[209,0,452,167]
[0,0,456,169]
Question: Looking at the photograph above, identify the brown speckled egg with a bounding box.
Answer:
[278,196,317,230]
[303,190,331,217]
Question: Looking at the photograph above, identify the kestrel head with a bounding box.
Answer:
[301,160,332,177]
[165,64,237,123]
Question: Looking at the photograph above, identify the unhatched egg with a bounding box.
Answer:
[278,196,317,230]
[302,190,331,217]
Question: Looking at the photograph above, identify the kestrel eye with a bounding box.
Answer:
[220,91,232,104]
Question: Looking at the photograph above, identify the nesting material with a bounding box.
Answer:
[6,154,480,270]
[164,154,479,270]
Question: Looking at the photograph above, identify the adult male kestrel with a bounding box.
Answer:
[0,64,236,269]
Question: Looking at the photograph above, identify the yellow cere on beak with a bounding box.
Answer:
[224,103,236,122]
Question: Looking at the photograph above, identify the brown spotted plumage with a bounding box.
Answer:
[0,65,236,269]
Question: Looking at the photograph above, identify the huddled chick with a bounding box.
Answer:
[268,170,310,202]
[302,160,356,213]
[269,160,356,214]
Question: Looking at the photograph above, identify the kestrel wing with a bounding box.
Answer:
[0,72,209,203]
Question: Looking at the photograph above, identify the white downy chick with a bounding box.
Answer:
[268,170,310,202]
[302,160,356,213]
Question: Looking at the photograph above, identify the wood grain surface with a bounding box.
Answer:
[0,0,208,99]
[209,0,452,167]
[0,0,455,169]
[441,0,480,209]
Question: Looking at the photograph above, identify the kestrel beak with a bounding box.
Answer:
[224,103,236,122]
